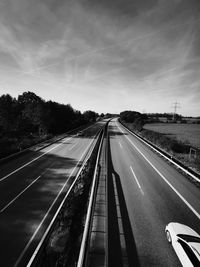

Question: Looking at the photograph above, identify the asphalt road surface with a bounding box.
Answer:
[107,119,200,266]
[0,120,105,267]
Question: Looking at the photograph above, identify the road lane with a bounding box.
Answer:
[0,137,72,181]
[0,120,105,267]
[0,122,96,180]
[117,120,200,217]
[108,119,200,266]
[0,136,91,211]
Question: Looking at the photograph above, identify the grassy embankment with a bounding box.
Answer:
[121,121,200,174]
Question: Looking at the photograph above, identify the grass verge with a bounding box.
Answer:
[120,120,200,175]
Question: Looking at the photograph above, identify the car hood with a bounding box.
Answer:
[170,223,200,238]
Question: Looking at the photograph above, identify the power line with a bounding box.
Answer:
[172,101,181,121]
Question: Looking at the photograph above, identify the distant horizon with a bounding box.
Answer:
[1,90,199,118]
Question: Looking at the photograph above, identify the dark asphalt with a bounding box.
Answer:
[107,119,200,267]
[0,121,105,267]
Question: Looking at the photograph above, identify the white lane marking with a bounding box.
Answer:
[0,137,73,182]
[69,142,78,151]
[13,139,94,267]
[0,175,42,213]
[0,123,96,183]
[117,123,200,220]
[119,141,123,148]
[118,121,200,183]
[0,164,55,213]
[130,166,144,195]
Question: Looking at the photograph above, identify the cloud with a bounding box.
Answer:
[0,0,200,115]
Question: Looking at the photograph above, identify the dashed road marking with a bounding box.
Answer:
[0,124,95,182]
[119,142,123,148]
[0,137,72,182]
[130,166,144,195]
[117,123,200,221]
[13,138,94,267]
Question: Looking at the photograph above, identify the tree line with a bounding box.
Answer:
[120,110,147,131]
[0,91,98,158]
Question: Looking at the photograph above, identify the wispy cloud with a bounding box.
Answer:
[0,0,200,115]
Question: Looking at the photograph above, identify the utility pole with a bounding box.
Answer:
[172,101,181,121]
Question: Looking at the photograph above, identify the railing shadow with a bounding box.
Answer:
[107,131,140,267]
[108,125,128,138]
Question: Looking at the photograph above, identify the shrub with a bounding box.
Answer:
[0,137,18,157]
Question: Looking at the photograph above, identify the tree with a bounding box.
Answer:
[120,110,141,123]
[0,91,96,158]
[0,94,16,134]
[18,92,46,135]
[83,110,98,122]
[120,110,145,131]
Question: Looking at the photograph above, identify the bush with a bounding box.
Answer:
[137,128,190,154]
[170,140,190,154]
[0,137,18,157]
[19,137,33,149]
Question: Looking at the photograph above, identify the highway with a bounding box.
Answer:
[107,119,200,266]
[0,120,105,267]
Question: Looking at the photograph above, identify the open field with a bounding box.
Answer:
[143,123,200,148]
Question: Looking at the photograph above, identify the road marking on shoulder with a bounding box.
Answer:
[0,123,95,183]
[118,121,200,183]
[0,137,72,182]
[69,142,78,151]
[0,175,42,213]
[117,123,200,220]
[119,141,123,148]
[130,166,144,195]
[13,138,94,267]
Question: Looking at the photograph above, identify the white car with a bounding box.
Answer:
[165,222,200,267]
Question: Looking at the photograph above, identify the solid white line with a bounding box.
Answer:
[117,123,200,220]
[0,175,42,213]
[0,137,73,182]
[130,166,144,195]
[13,138,94,267]
[119,121,200,183]
[0,123,95,183]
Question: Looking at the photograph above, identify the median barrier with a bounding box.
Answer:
[0,123,92,165]
[26,124,107,267]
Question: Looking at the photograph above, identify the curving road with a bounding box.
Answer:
[107,119,200,266]
[0,120,106,267]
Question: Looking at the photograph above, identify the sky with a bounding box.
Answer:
[0,0,200,116]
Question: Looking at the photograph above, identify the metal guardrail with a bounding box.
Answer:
[24,126,104,267]
[77,124,106,267]
[119,120,200,183]
[0,123,93,164]
[105,123,109,267]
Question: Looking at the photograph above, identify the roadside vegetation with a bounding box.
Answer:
[119,111,200,174]
[143,123,200,148]
[0,92,99,159]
